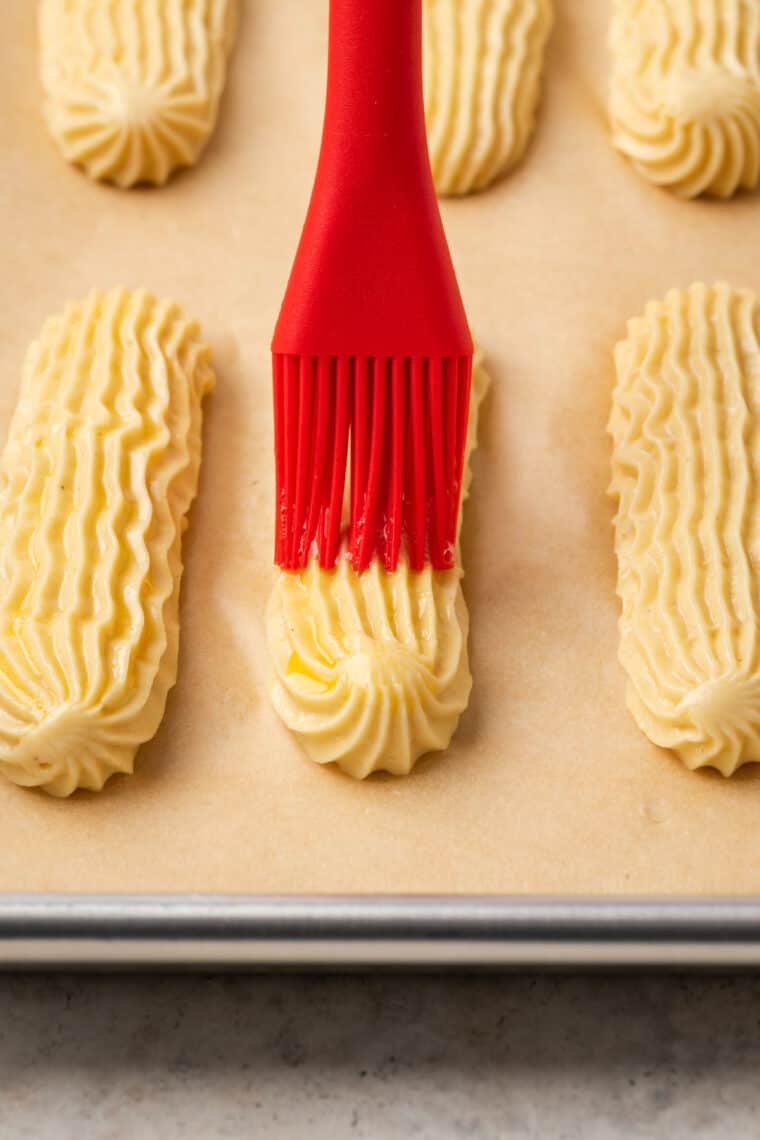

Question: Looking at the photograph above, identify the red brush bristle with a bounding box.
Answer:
[324,356,351,562]
[274,354,472,573]
[407,359,427,570]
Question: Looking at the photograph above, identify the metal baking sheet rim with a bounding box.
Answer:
[0,896,759,968]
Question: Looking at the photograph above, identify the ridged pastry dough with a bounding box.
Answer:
[39,0,238,188]
[423,0,554,196]
[267,352,490,779]
[610,0,760,198]
[0,289,214,796]
[609,283,760,776]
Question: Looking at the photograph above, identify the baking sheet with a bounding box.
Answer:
[5,896,760,968]
[0,0,759,900]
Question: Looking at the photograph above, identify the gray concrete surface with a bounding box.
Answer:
[0,974,758,1138]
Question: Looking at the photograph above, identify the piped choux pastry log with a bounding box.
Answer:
[423,0,554,196]
[609,283,760,776]
[610,0,760,199]
[0,289,214,796]
[39,0,238,187]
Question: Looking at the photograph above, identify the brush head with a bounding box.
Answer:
[272,0,473,572]
[274,353,472,572]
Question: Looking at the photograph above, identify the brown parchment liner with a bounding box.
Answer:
[0,0,758,896]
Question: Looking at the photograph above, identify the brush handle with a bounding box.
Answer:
[323,0,428,175]
[272,0,472,358]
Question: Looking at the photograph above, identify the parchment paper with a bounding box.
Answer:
[1,0,759,896]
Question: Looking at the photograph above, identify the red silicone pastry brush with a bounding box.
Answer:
[272,0,473,573]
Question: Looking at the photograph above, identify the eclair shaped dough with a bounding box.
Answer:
[423,0,554,196]
[0,289,214,796]
[39,0,238,187]
[609,283,760,776]
[610,0,760,198]
[266,352,490,780]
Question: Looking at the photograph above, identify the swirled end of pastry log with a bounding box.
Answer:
[267,560,473,780]
[0,709,137,798]
[267,351,490,779]
[423,0,554,197]
[39,0,238,188]
[625,672,760,776]
[0,288,214,796]
[609,282,760,776]
[609,0,760,199]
